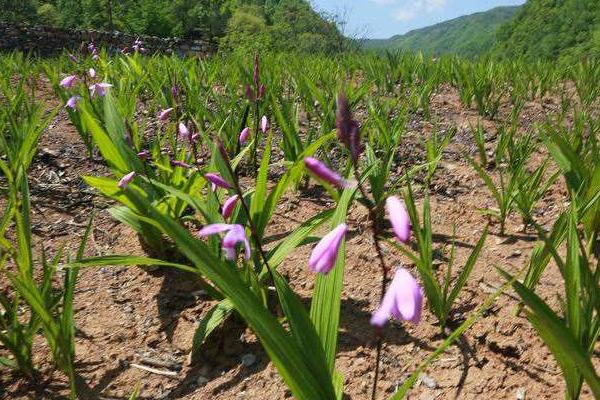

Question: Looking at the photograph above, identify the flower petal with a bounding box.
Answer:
[386,196,411,244]
[205,173,231,190]
[198,223,233,237]
[118,171,136,189]
[308,223,347,274]
[222,195,239,219]
[304,157,348,188]
[392,268,423,324]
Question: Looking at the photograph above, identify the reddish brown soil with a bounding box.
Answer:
[1,77,595,400]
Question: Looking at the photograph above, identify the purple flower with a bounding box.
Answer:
[386,196,411,244]
[159,108,174,121]
[222,195,239,219]
[304,157,348,189]
[245,84,255,102]
[89,82,112,97]
[68,53,78,63]
[171,159,191,169]
[60,75,78,88]
[178,122,189,137]
[65,96,80,109]
[198,224,251,261]
[239,127,250,144]
[133,38,144,52]
[260,115,269,134]
[118,171,136,189]
[370,268,423,327]
[205,173,231,192]
[172,84,179,99]
[336,93,362,162]
[309,223,348,274]
[89,68,96,78]
[137,150,150,161]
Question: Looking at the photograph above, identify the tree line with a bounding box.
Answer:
[1,0,347,53]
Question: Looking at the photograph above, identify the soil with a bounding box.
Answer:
[0,75,595,400]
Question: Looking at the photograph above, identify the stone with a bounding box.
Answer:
[419,373,439,389]
[241,353,257,367]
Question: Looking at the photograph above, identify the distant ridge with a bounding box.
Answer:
[363,5,521,57]
[493,0,600,62]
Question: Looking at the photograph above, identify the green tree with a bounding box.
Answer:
[0,0,38,23]
[37,3,61,26]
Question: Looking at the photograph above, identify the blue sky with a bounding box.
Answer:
[311,0,527,39]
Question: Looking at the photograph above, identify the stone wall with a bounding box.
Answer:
[0,22,215,57]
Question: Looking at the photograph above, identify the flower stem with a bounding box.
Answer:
[352,168,388,400]
[220,144,275,284]
[251,101,260,174]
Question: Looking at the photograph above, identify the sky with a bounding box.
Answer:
[311,0,527,39]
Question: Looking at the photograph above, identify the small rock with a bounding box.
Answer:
[241,353,257,367]
[419,373,438,389]
[516,387,526,400]
[509,250,522,258]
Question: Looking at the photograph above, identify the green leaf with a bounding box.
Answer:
[69,255,198,275]
[118,183,336,399]
[252,131,272,224]
[309,182,358,375]
[191,299,234,361]
[447,226,488,313]
[272,271,333,388]
[498,268,600,398]
[265,209,334,270]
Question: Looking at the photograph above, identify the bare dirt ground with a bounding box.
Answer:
[1,77,594,399]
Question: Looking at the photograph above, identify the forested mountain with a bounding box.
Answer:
[493,0,600,62]
[364,6,520,58]
[0,0,345,53]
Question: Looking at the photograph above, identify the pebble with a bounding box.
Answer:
[516,387,526,400]
[241,353,257,367]
[419,373,439,389]
[510,250,522,258]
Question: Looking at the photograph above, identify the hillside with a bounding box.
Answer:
[364,6,520,57]
[1,0,345,53]
[494,0,600,62]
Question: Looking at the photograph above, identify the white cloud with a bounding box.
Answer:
[394,8,416,21]
[392,0,447,22]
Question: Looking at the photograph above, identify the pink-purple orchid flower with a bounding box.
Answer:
[260,115,269,134]
[89,82,112,97]
[309,223,348,274]
[118,171,136,189]
[222,195,239,219]
[60,75,78,88]
[239,127,250,144]
[65,96,80,109]
[304,157,349,189]
[159,108,174,121]
[386,196,411,244]
[205,173,231,192]
[370,268,423,327]
[198,224,251,261]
